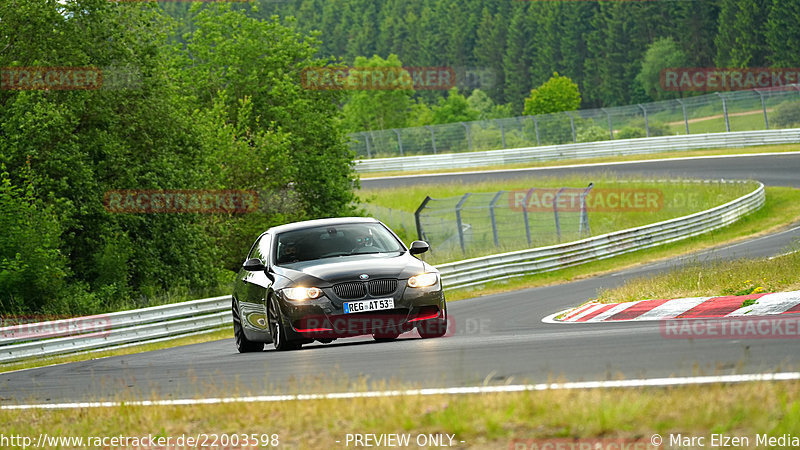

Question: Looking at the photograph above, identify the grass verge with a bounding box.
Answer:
[0,327,232,374]
[595,247,800,304]
[444,186,800,302]
[358,143,800,179]
[363,175,755,265]
[2,378,799,449]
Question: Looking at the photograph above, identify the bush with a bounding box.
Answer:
[771,101,800,128]
[577,126,611,143]
[615,127,647,140]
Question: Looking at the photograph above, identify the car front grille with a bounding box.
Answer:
[332,279,398,299]
[333,282,367,299]
[368,279,397,296]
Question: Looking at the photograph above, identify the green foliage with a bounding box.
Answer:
[341,54,415,132]
[523,73,581,116]
[0,2,358,315]
[771,101,800,128]
[635,38,688,101]
[431,88,479,124]
[577,126,611,143]
[616,127,647,140]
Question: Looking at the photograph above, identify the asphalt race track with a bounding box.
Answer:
[2,153,799,404]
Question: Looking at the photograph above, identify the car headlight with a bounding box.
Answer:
[283,287,323,301]
[407,272,438,288]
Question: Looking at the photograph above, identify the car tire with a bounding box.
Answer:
[416,303,448,339]
[268,295,302,351]
[232,298,265,353]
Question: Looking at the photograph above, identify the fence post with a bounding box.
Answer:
[601,108,614,139]
[637,104,650,137]
[553,187,566,242]
[392,129,404,156]
[716,92,730,132]
[361,132,371,158]
[455,193,471,255]
[755,90,769,129]
[424,125,437,154]
[461,122,472,151]
[533,116,541,146]
[675,98,690,134]
[414,196,432,241]
[489,190,505,248]
[565,111,577,143]
[522,188,536,246]
[496,119,506,149]
[579,183,593,237]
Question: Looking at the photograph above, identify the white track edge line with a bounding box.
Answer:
[4,372,799,410]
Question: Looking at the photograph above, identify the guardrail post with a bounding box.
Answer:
[424,125,437,154]
[495,119,506,149]
[601,108,613,139]
[755,90,769,129]
[522,188,536,246]
[579,183,593,236]
[489,190,505,248]
[361,132,371,158]
[461,122,472,151]
[414,196,432,241]
[637,104,650,137]
[455,193,471,255]
[553,187,566,242]
[392,129,404,156]
[565,112,577,143]
[716,93,731,132]
[675,99,690,134]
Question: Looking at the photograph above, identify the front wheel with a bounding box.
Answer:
[268,295,302,351]
[232,298,265,353]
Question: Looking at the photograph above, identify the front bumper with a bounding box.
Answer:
[279,282,445,339]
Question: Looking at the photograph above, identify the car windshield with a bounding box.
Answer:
[274,223,404,265]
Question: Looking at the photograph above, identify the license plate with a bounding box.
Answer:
[343,298,394,314]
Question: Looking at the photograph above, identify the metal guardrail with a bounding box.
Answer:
[0,181,764,363]
[437,181,765,289]
[0,296,230,363]
[355,129,800,173]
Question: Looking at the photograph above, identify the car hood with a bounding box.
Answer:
[275,252,430,286]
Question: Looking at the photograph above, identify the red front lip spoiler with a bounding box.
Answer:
[408,311,440,322]
[293,307,441,337]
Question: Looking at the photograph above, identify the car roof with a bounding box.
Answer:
[266,217,382,235]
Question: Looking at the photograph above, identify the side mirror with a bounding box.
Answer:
[409,240,430,255]
[242,258,266,272]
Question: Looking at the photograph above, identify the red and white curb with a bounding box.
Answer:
[543,290,800,323]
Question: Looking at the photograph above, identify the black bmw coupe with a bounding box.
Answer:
[231,217,448,352]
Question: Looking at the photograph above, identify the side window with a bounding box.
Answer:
[258,235,272,264]
[246,236,263,261]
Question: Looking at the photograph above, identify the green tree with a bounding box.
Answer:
[341,54,415,132]
[523,73,581,116]
[431,88,479,124]
[635,37,689,101]
[766,0,800,66]
[715,0,770,68]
